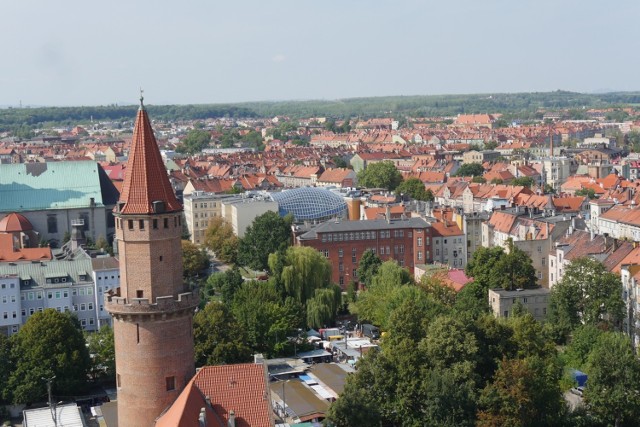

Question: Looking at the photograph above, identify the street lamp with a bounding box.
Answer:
[281,379,290,421]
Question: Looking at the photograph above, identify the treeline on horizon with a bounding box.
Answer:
[2,90,640,132]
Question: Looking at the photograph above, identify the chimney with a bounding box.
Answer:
[228,410,236,427]
[385,204,391,224]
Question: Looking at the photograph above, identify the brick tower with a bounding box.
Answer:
[106,95,198,427]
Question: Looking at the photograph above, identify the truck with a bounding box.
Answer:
[361,324,380,340]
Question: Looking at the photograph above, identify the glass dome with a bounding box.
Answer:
[271,187,348,221]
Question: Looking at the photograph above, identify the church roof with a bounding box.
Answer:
[117,102,181,215]
[0,213,33,232]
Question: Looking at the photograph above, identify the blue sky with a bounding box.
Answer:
[2,0,639,106]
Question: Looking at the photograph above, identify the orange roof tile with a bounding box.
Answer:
[117,104,182,215]
[0,213,33,232]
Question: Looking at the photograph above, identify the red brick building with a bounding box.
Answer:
[296,217,432,287]
[106,97,198,427]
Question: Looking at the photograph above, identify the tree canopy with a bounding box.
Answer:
[465,241,537,292]
[193,302,252,366]
[204,216,238,264]
[548,257,624,338]
[396,177,432,201]
[356,161,403,191]
[455,163,485,177]
[176,128,212,154]
[238,212,292,271]
[8,309,91,404]
[584,332,640,426]
[182,240,209,278]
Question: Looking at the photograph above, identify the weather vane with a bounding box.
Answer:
[139,87,144,108]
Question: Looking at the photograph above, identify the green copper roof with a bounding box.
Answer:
[0,161,115,213]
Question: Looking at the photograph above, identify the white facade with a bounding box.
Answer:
[183,192,231,245]
[220,198,279,237]
[0,255,119,336]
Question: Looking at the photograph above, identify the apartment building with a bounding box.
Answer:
[0,253,118,336]
[296,217,432,288]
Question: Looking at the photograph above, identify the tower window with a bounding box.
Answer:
[166,376,175,391]
[139,220,145,230]
[164,218,169,229]
[159,256,163,261]
[153,219,158,229]
[128,220,134,230]
[136,290,143,298]
[117,374,121,388]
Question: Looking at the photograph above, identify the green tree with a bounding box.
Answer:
[548,257,624,337]
[86,325,115,381]
[306,285,342,328]
[511,176,535,187]
[182,240,209,278]
[563,324,603,370]
[455,163,485,177]
[269,246,332,306]
[8,309,91,404]
[585,332,640,427]
[238,212,292,271]
[231,281,303,357]
[357,160,403,190]
[466,241,536,292]
[396,177,429,201]
[193,302,252,366]
[204,267,244,304]
[332,156,348,168]
[176,129,212,154]
[575,188,597,199]
[351,260,413,328]
[204,216,238,262]
[477,356,565,427]
[0,334,11,403]
[356,249,382,287]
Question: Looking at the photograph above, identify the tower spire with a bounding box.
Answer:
[116,93,181,215]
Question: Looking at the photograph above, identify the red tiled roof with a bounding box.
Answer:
[0,213,33,232]
[117,106,182,214]
[0,234,51,261]
[156,363,273,427]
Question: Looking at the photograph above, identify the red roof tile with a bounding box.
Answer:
[117,105,182,214]
[0,213,33,232]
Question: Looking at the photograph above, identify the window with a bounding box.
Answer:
[418,251,423,261]
[47,215,58,233]
[21,309,26,317]
[164,218,169,229]
[80,304,86,311]
[339,276,344,285]
[128,220,134,230]
[339,263,344,272]
[81,319,87,327]
[523,298,528,303]
[323,249,329,258]
[338,249,343,258]
[153,219,158,229]
[166,376,176,391]
[88,303,94,310]
[139,220,145,230]
[503,311,509,317]
[117,374,121,388]
[399,245,404,254]
[417,237,423,247]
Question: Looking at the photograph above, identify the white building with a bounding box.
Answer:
[220,197,279,237]
[0,253,118,336]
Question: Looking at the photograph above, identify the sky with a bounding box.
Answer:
[2,0,640,106]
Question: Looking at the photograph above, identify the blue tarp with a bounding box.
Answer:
[570,369,588,387]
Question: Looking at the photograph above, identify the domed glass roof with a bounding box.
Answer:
[271,188,347,221]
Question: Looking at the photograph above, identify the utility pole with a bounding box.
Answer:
[43,376,58,427]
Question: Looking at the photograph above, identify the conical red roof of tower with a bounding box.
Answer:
[117,104,182,214]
